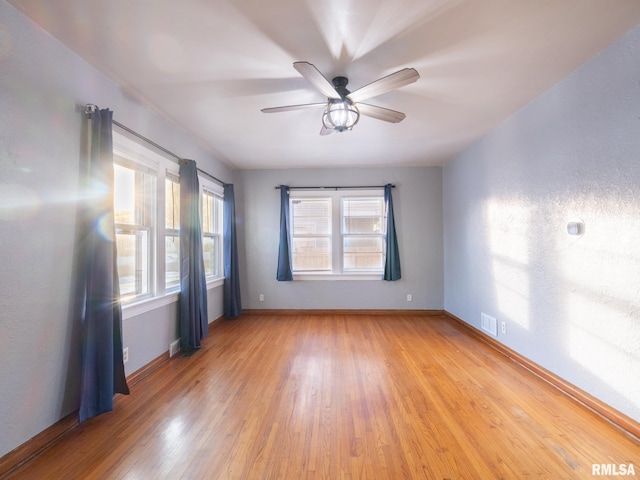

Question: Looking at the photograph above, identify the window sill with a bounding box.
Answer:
[122,277,225,319]
[207,277,225,289]
[292,273,382,281]
[122,292,178,320]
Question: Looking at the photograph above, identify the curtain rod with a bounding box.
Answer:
[275,185,394,190]
[85,104,225,186]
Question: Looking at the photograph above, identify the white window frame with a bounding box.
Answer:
[289,189,385,280]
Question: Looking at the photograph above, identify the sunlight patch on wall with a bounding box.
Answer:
[485,200,531,329]
[567,293,639,406]
[561,213,640,308]
[561,209,640,407]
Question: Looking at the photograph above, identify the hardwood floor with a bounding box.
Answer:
[4,313,638,479]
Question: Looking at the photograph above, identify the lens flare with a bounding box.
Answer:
[96,212,116,242]
[0,183,41,221]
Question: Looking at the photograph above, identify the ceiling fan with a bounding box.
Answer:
[262,62,420,135]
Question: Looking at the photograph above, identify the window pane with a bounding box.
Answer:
[343,236,384,270]
[342,197,384,234]
[114,161,154,299]
[342,197,385,272]
[203,236,213,276]
[202,190,222,235]
[292,237,331,271]
[202,192,223,278]
[114,164,136,225]
[203,235,220,277]
[214,196,223,234]
[344,216,383,234]
[116,230,149,297]
[292,199,331,235]
[165,176,180,230]
[291,197,331,272]
[165,235,180,289]
[202,191,213,234]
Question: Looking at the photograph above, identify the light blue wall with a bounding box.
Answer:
[0,2,230,458]
[443,25,640,422]
[234,166,443,310]
[121,288,224,376]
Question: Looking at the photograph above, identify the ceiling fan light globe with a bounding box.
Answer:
[322,100,359,132]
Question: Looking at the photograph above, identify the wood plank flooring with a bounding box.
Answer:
[4,313,638,479]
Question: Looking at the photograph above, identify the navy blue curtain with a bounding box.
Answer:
[179,159,209,351]
[276,185,293,281]
[223,184,242,318]
[383,184,401,281]
[79,108,129,422]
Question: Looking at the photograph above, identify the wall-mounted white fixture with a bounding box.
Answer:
[567,220,585,236]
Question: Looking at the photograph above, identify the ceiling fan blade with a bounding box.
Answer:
[261,103,327,113]
[357,103,406,123]
[347,68,419,103]
[293,61,341,99]
[320,126,334,136]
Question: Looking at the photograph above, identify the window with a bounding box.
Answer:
[202,189,223,278]
[289,190,386,278]
[114,158,155,299]
[165,173,180,289]
[112,129,225,316]
[342,197,385,272]
[291,197,332,272]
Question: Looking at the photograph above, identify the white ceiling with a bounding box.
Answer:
[8,0,640,169]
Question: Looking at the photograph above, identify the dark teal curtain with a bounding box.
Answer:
[223,184,242,318]
[179,159,209,351]
[383,184,401,281]
[276,185,293,280]
[79,107,129,422]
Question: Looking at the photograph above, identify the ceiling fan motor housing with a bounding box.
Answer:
[331,76,350,98]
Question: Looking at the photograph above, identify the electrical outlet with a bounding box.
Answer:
[407,294,413,302]
[123,347,129,363]
[501,321,507,334]
[259,294,265,302]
